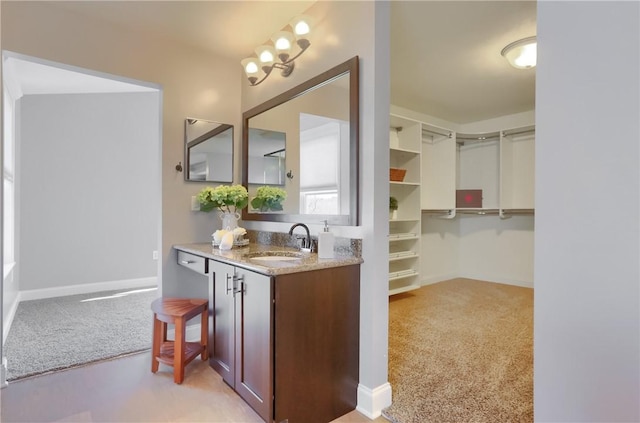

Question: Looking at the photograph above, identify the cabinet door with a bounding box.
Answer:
[209,260,235,387]
[234,269,273,423]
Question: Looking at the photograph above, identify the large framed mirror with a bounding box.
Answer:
[242,56,359,226]
[184,118,233,182]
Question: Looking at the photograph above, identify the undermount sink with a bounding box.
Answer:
[244,251,304,262]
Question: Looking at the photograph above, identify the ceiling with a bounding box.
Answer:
[9,1,536,124]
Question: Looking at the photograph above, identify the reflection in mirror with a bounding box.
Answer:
[184,118,233,182]
[248,128,286,185]
[242,56,359,226]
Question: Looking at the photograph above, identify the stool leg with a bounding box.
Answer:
[200,306,209,360]
[174,316,186,384]
[151,314,162,373]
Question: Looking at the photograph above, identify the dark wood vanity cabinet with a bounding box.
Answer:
[208,259,360,423]
[209,260,273,421]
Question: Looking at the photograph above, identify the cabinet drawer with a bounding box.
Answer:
[177,251,208,275]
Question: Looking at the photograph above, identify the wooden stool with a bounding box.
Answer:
[151,297,208,384]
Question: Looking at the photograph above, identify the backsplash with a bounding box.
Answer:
[246,230,362,258]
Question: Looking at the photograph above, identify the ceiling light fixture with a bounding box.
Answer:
[501,36,537,69]
[241,15,314,86]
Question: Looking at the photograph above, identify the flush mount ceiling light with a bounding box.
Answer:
[241,15,314,86]
[501,36,537,69]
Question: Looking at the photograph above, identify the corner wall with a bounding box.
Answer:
[240,1,393,417]
[535,2,639,421]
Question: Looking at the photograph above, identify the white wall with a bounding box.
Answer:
[1,1,242,301]
[241,1,392,417]
[535,2,639,421]
[19,92,158,291]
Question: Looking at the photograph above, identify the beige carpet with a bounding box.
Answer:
[383,278,533,423]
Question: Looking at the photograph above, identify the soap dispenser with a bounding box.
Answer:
[318,220,335,259]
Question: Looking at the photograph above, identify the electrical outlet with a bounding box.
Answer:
[152,251,158,260]
[191,196,200,211]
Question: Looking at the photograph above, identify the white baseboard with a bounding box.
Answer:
[18,277,158,301]
[422,272,533,289]
[421,272,458,286]
[1,357,7,389]
[2,296,21,345]
[457,272,533,288]
[356,382,392,419]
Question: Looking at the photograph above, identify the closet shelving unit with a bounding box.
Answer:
[389,114,422,295]
[421,124,535,218]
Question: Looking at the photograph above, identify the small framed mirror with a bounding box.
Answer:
[184,118,233,182]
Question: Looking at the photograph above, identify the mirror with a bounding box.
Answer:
[248,128,286,185]
[184,118,233,182]
[242,56,359,226]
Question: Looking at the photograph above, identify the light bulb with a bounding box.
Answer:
[290,15,313,38]
[241,58,259,76]
[513,43,537,68]
[501,36,537,69]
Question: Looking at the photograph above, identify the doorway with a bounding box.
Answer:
[1,51,162,383]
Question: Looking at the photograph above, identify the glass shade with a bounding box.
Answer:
[290,15,313,39]
[241,57,260,76]
[501,36,537,69]
[271,31,294,62]
[255,45,276,72]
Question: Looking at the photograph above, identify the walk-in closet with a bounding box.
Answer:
[388,108,535,295]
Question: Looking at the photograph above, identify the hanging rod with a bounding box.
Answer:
[456,132,500,145]
[502,126,535,137]
[422,128,452,139]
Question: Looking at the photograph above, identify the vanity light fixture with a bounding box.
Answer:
[501,36,537,69]
[241,15,314,86]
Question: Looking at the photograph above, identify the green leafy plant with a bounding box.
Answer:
[197,184,248,213]
[389,196,398,211]
[251,186,287,212]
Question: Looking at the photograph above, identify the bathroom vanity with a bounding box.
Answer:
[174,242,361,423]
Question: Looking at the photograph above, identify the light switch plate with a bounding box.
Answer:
[191,196,200,211]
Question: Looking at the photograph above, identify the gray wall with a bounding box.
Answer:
[535,2,639,421]
[19,92,159,290]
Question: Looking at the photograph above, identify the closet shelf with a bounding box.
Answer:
[388,284,421,296]
[389,270,419,281]
[390,146,420,155]
[390,181,420,186]
[389,252,419,262]
[389,218,420,223]
[388,233,419,241]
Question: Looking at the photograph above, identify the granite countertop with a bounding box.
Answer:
[174,242,363,276]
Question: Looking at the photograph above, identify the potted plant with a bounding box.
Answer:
[251,186,287,212]
[389,196,398,220]
[197,184,249,230]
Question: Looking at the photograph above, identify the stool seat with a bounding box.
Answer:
[151,297,208,384]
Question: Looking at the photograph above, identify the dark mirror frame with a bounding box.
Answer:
[242,56,360,226]
[184,119,234,183]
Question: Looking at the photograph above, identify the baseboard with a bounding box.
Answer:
[457,272,533,288]
[422,272,533,289]
[2,296,21,345]
[18,277,158,301]
[0,357,7,389]
[356,382,392,419]
[421,273,458,286]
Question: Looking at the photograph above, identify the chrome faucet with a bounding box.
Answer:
[289,223,313,252]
